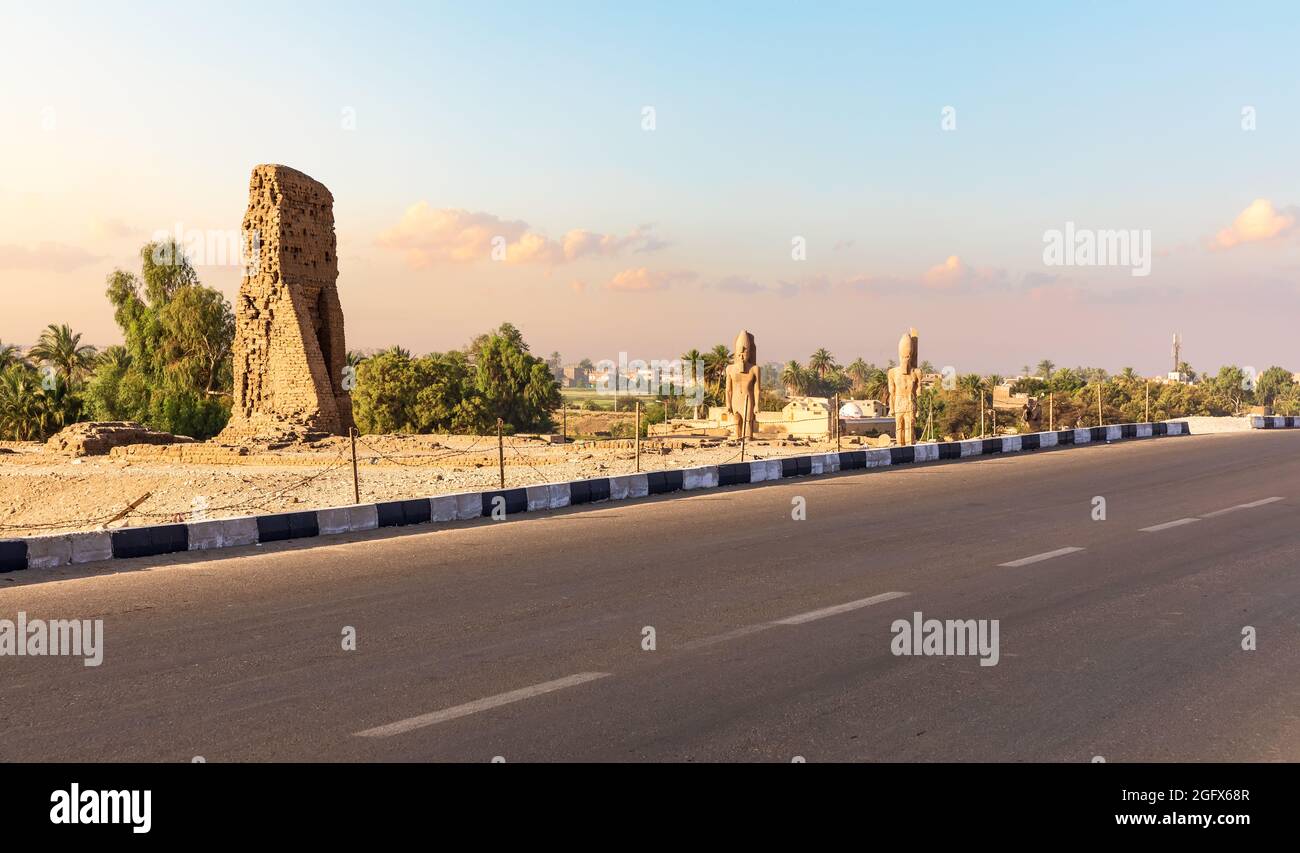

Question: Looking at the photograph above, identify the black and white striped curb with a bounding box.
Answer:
[1251,415,1300,429]
[0,421,1189,575]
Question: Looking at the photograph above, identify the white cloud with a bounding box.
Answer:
[376,203,665,268]
[1212,198,1296,249]
[607,267,695,292]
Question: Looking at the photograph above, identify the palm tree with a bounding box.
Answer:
[781,360,808,396]
[0,340,26,371]
[680,348,705,417]
[0,367,50,440]
[863,368,889,403]
[957,373,985,400]
[846,358,871,388]
[808,348,837,379]
[96,345,132,373]
[28,324,97,381]
[704,344,731,387]
[1036,359,1056,380]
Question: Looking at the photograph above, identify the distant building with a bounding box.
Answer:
[838,398,895,437]
[781,396,833,437]
[561,365,589,388]
[992,383,1030,411]
[839,399,889,418]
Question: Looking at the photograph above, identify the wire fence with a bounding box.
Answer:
[0,447,352,535]
[0,411,848,536]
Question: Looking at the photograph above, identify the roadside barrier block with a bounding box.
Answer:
[682,466,719,490]
[189,516,259,550]
[864,448,893,467]
[25,534,73,569]
[567,478,610,505]
[526,483,571,511]
[0,540,27,573]
[69,531,113,564]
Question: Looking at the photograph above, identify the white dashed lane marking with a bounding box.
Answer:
[682,592,910,649]
[1140,518,1201,533]
[354,672,610,737]
[998,546,1084,567]
[1200,496,1284,518]
[772,592,910,625]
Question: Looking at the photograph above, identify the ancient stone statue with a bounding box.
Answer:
[1023,396,1043,431]
[887,328,921,445]
[724,330,761,440]
[221,164,355,440]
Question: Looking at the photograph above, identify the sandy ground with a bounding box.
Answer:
[0,432,848,536]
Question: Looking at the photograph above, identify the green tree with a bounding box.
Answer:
[1210,365,1252,413]
[781,360,808,396]
[1011,376,1047,396]
[87,240,234,438]
[0,363,81,440]
[468,322,527,360]
[0,366,46,440]
[1254,366,1294,407]
[474,332,561,431]
[1048,367,1084,393]
[28,323,97,381]
[0,340,28,371]
[862,366,889,402]
[704,344,731,387]
[957,373,985,399]
[354,325,560,435]
[352,350,425,434]
[808,348,837,379]
[846,358,871,387]
[680,348,705,417]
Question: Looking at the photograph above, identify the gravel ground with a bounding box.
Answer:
[0,433,851,536]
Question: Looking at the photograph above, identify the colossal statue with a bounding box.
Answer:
[724,330,761,440]
[887,328,922,446]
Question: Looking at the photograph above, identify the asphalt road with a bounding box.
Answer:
[3,430,1299,762]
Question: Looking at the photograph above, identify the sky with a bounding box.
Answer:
[1,0,1298,375]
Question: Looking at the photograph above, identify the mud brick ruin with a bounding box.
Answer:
[221,165,354,441]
